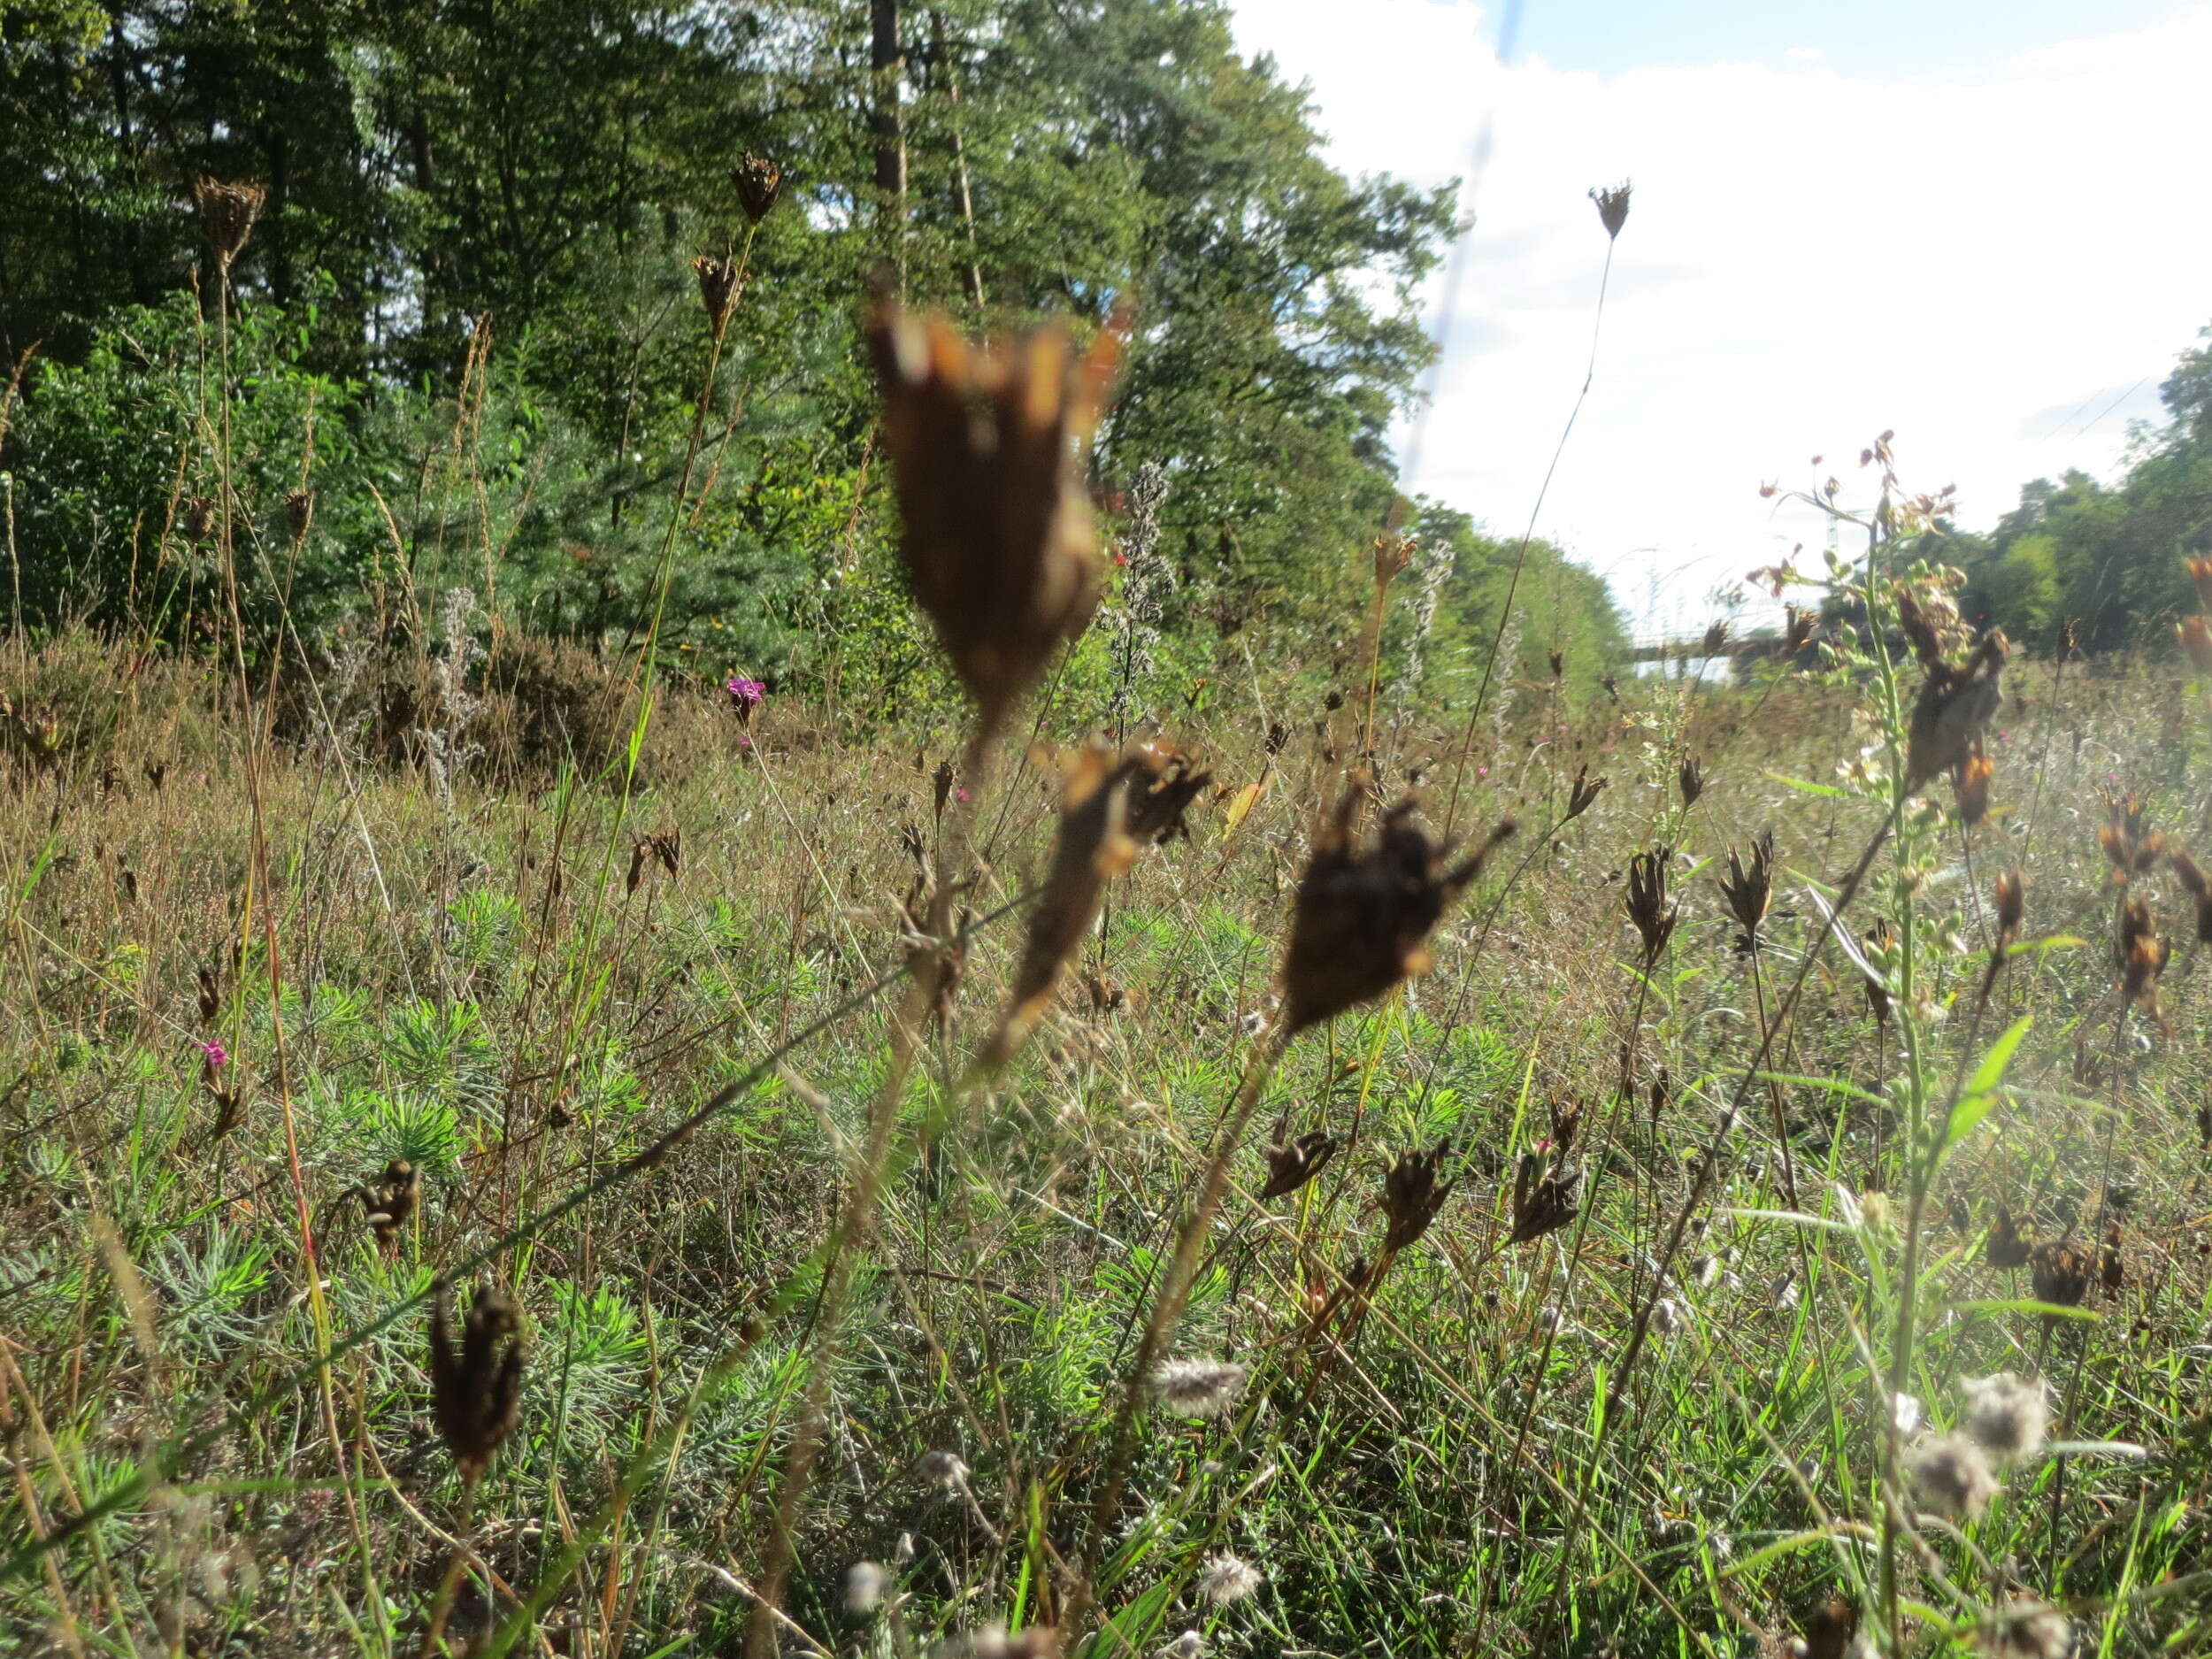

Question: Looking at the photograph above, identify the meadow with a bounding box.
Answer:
[6,388,2212,1659]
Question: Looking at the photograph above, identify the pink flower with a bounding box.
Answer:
[956,787,971,803]
[724,676,766,726]
[199,1040,228,1070]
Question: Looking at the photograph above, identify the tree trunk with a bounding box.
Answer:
[869,0,906,237]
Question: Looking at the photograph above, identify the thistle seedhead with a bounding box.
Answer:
[1677,753,1706,808]
[193,177,264,271]
[1588,180,1632,240]
[429,1284,526,1482]
[1960,1371,2050,1465]
[1149,1358,1248,1420]
[1905,627,2008,790]
[1565,764,1606,822]
[2029,1238,2093,1309]
[1717,830,1774,948]
[869,293,1123,744]
[1195,1553,1262,1606]
[1381,1139,1457,1251]
[1279,790,1512,1034]
[694,251,745,332]
[1258,1131,1339,1201]
[1905,1432,1999,1520]
[1509,1148,1580,1245]
[1624,847,1678,964]
[732,152,783,224]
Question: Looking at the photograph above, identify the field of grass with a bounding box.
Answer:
[7,524,2212,1659]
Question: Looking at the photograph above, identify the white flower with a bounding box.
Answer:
[1196,1552,1261,1606]
[845,1561,887,1615]
[1893,1393,1924,1435]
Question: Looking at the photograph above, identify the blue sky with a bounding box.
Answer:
[1228,0,2212,639]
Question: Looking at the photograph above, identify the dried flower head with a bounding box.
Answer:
[933,757,957,823]
[915,1448,971,1488]
[1718,830,1774,949]
[1589,181,1632,239]
[1954,741,1993,826]
[1975,1601,2073,1659]
[2169,851,2212,942]
[429,1284,526,1482]
[183,495,217,543]
[1960,1372,2050,1465]
[1123,743,1214,845]
[1381,1139,1458,1251]
[1259,1131,1339,1201]
[1155,1632,1204,1659]
[2100,795,2163,877]
[1906,1432,2000,1520]
[2115,895,2170,1020]
[732,152,783,224]
[1905,628,2008,790]
[193,177,264,270]
[1863,918,1896,1026]
[694,252,745,332]
[196,964,223,1024]
[869,294,1122,743]
[1796,1596,1860,1659]
[1993,870,2025,949]
[1565,764,1607,822]
[1549,648,1565,679]
[1372,531,1417,588]
[1149,1358,1248,1419]
[1678,753,1706,808]
[2179,616,2212,675]
[1279,790,1512,1033]
[361,1159,420,1258]
[1509,1148,1580,1245]
[1196,1552,1262,1606]
[286,488,314,541]
[1985,1204,2032,1271]
[2029,1238,2093,1309]
[1701,618,1732,657]
[1624,847,1679,964]
[2101,1224,2124,1295]
[1785,605,1819,656]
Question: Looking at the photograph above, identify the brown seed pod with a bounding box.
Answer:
[732,152,783,225]
[429,1284,526,1483]
[2116,895,2170,1021]
[1677,753,1706,808]
[1279,791,1512,1033]
[1381,1139,1457,1251]
[1588,180,1632,239]
[193,176,264,270]
[1993,869,2025,949]
[1952,741,1993,826]
[2101,795,2164,877]
[1509,1149,1579,1245]
[694,252,745,332]
[868,294,1123,745]
[1624,847,1678,964]
[1564,764,1606,822]
[361,1160,420,1258]
[1904,627,2007,790]
[1717,830,1774,949]
[1985,1204,2031,1271]
[1258,1131,1339,1202]
[2029,1238,2093,1309]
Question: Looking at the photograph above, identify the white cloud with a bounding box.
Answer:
[1231,0,2212,638]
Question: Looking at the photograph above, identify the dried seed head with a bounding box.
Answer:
[2179,616,2212,675]
[1123,743,1214,845]
[1382,1139,1458,1251]
[1975,1601,2073,1659]
[732,152,783,224]
[694,251,745,331]
[361,1159,420,1257]
[1149,1359,1248,1419]
[1588,180,1632,239]
[1785,605,1818,656]
[429,1284,526,1482]
[1509,1148,1579,1245]
[1279,790,1512,1033]
[1195,1552,1262,1606]
[1565,764,1607,822]
[1258,1131,1339,1201]
[1701,618,1732,657]
[915,1448,971,1488]
[2190,554,2212,614]
[1993,869,2025,949]
[1677,753,1706,807]
[1796,1596,1860,1659]
[845,1561,887,1615]
[1372,531,1417,588]
[869,294,1123,744]
[2101,1224,2124,1294]
[183,496,217,543]
[2100,795,2163,877]
[2115,895,2170,1020]
[933,757,957,823]
[1863,918,1896,1026]
[1905,628,2008,791]
[1959,1372,2050,1465]
[1954,741,1993,827]
[1718,830,1774,948]
[1624,847,1679,964]
[193,177,264,270]
[1985,1204,2032,1270]
[286,489,313,541]
[1905,1432,1999,1520]
[2170,850,2212,942]
[1548,648,1565,679]
[2029,1238,2093,1309]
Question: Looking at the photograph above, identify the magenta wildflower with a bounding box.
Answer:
[200,1040,228,1071]
[724,676,766,726]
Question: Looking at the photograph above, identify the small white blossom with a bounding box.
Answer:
[1196,1552,1261,1606]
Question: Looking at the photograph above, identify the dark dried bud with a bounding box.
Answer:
[694,252,745,332]
[1564,764,1606,822]
[732,152,784,225]
[627,841,650,895]
[1280,791,1513,1033]
[196,964,223,1025]
[1258,1131,1339,1201]
[1264,720,1290,756]
[1905,628,2007,789]
[1985,1204,2031,1270]
[429,1284,526,1481]
[1588,180,1631,240]
[1624,847,1678,964]
[2116,895,2170,1021]
[1993,869,2025,950]
[650,828,681,876]
[2101,795,2163,877]
[362,1159,419,1257]
[1700,618,1732,657]
[286,489,314,541]
[1509,1148,1580,1244]
[1381,1139,1456,1251]
[1548,648,1565,680]
[193,176,264,270]
[1677,753,1705,808]
[1784,605,1818,656]
[2028,1238,2093,1309]
[1953,741,1993,826]
[869,295,1122,743]
[2101,1225,2124,1295]
[933,758,956,823]
[1372,532,1416,588]
[1717,830,1773,948]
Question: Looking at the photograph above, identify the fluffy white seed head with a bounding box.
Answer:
[1907,1433,2000,1520]
[1975,1600,2073,1659]
[1961,1372,2052,1465]
[1196,1552,1262,1606]
[1150,1359,1248,1420]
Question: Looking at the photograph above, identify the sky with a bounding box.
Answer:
[1225,0,2212,640]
